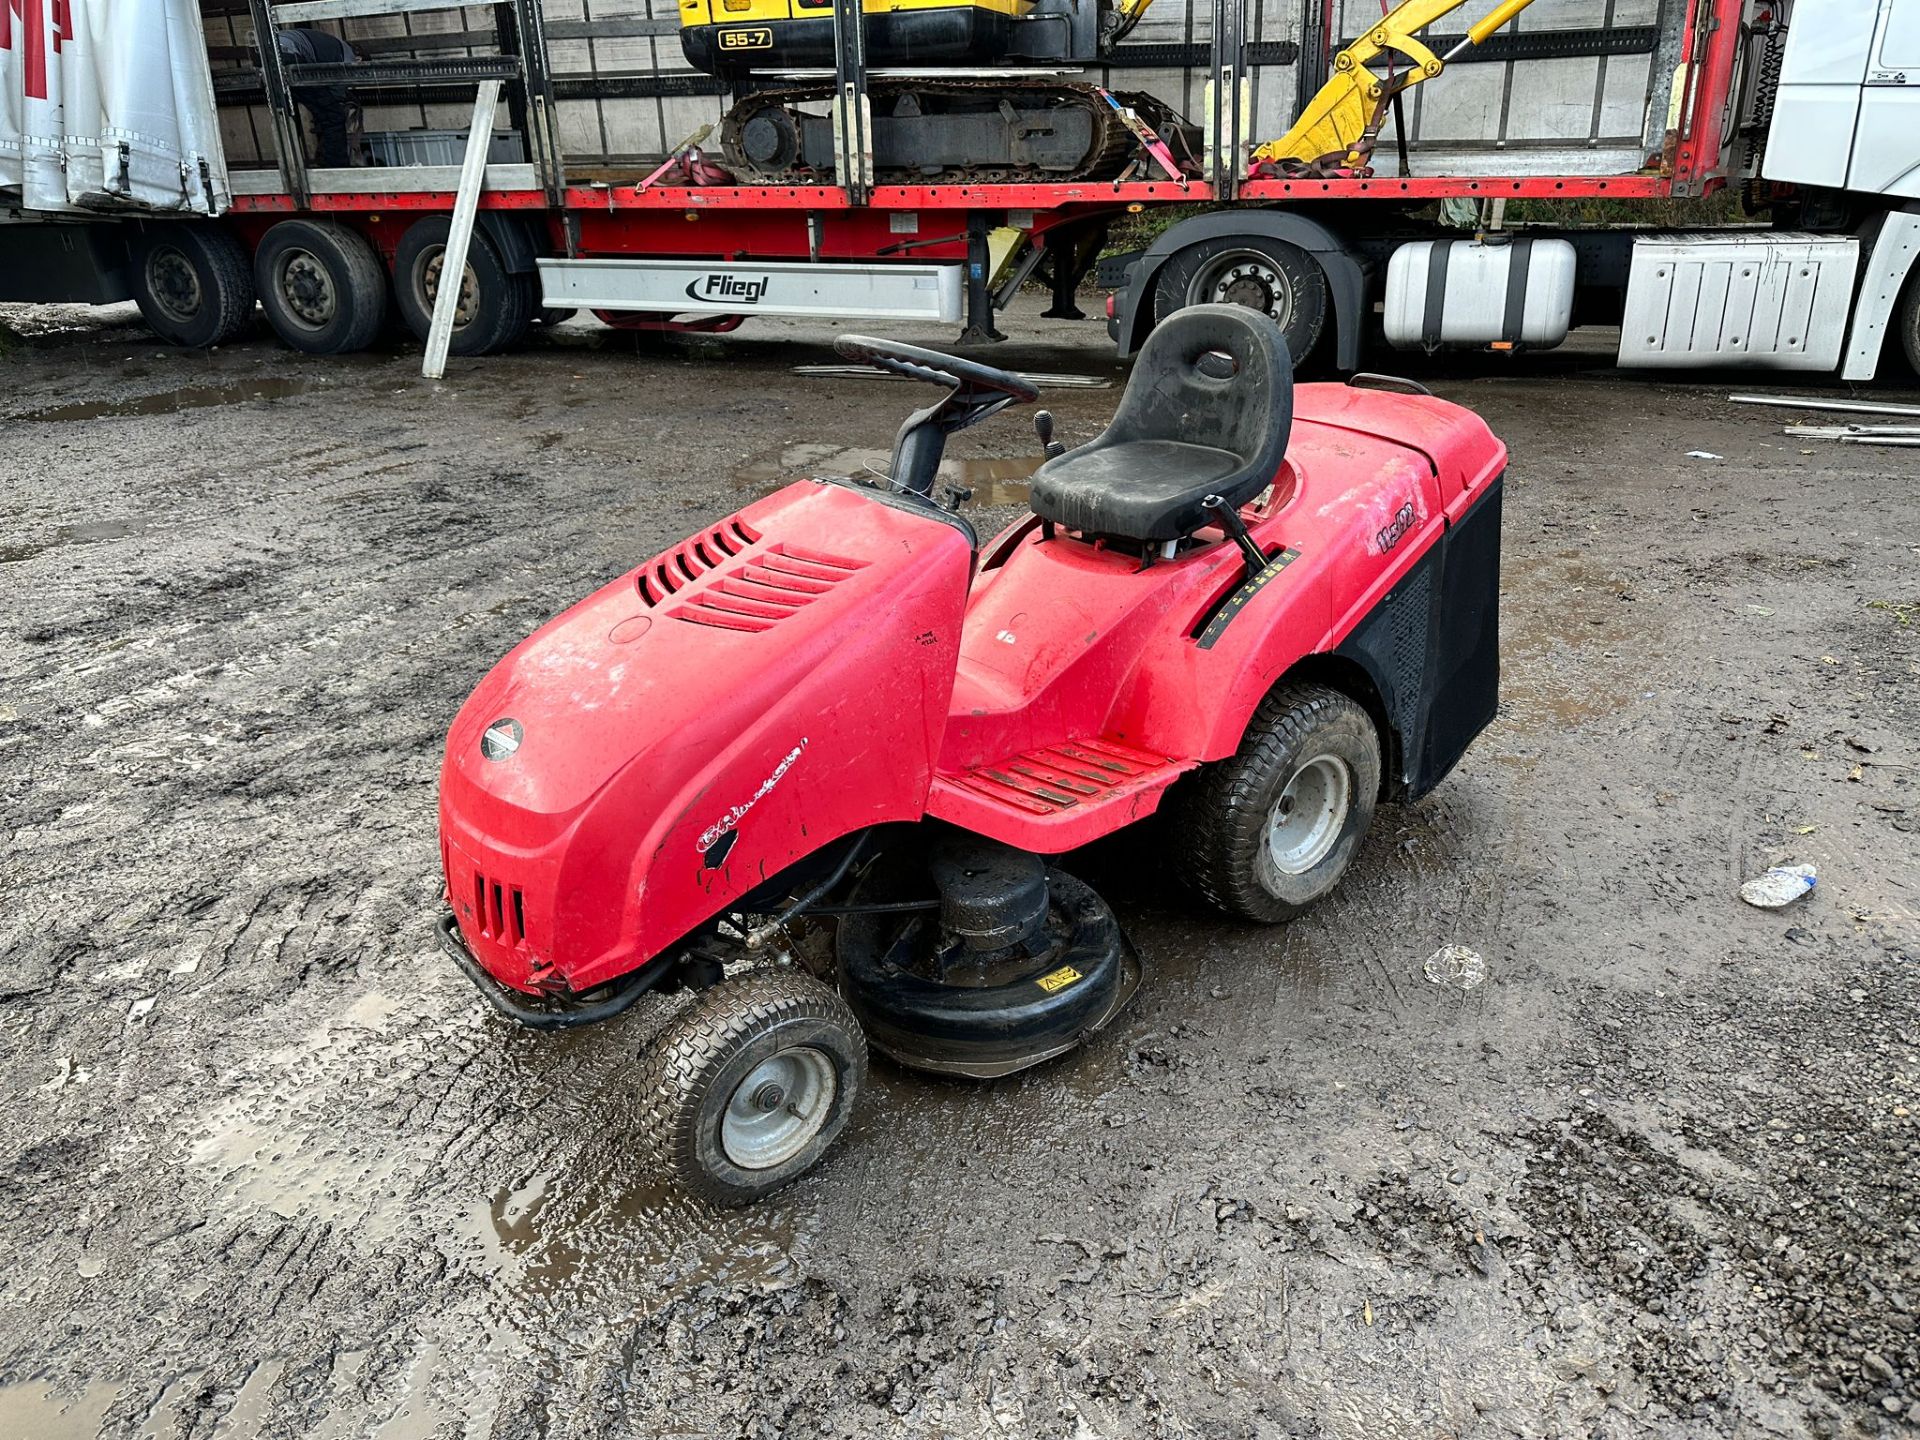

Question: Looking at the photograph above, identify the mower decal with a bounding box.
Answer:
[696,739,807,856]
[479,718,523,761]
[1374,500,1417,555]
[1036,964,1082,994]
[1192,548,1301,651]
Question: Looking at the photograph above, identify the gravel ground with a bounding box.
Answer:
[1,299,1916,1440]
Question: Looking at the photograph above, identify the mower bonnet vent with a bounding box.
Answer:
[666,543,869,634]
[637,515,762,608]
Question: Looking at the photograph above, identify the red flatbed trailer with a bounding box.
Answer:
[8,0,1918,378]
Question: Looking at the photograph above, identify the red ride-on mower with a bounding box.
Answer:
[436,305,1507,1204]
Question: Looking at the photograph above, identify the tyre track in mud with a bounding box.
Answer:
[3,309,1918,1438]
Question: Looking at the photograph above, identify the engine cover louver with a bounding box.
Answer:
[637,515,866,633]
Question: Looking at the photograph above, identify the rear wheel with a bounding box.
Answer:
[130,225,255,347]
[253,219,387,355]
[1153,236,1328,370]
[1169,684,1381,922]
[637,969,866,1206]
[392,217,534,357]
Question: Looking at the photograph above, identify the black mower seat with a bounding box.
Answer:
[1027,303,1292,543]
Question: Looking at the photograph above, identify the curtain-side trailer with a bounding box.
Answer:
[1,0,1916,379]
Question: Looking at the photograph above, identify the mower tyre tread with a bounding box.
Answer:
[638,969,866,1207]
[1168,683,1379,923]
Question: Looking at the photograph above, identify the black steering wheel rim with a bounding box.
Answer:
[833,334,1040,404]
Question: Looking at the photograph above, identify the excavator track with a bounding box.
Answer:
[720,79,1179,185]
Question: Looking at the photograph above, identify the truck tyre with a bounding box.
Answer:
[637,969,866,1206]
[253,219,387,355]
[1168,684,1381,923]
[130,225,255,348]
[1153,236,1328,370]
[1899,270,1920,378]
[392,217,534,357]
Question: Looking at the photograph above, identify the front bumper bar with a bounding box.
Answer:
[435,913,664,1031]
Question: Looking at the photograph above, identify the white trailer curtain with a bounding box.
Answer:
[0,0,230,214]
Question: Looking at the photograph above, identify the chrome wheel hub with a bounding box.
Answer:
[1193,250,1295,328]
[720,1045,836,1170]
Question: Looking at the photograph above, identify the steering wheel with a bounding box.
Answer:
[834,335,1040,405]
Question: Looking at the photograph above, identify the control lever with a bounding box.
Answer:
[1203,494,1270,577]
[1034,410,1067,460]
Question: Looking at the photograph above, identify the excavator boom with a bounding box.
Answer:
[1251,0,1537,171]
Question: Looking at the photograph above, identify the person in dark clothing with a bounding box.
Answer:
[276,27,357,168]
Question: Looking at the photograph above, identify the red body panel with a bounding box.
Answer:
[931,384,1504,851]
[440,482,970,993]
[440,384,1504,995]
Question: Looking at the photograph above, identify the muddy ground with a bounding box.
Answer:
[1,298,1916,1440]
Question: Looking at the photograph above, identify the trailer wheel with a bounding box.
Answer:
[130,225,255,348]
[1153,237,1328,370]
[1168,684,1380,923]
[392,218,534,357]
[637,969,866,1206]
[253,220,387,355]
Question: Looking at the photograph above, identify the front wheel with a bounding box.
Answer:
[1168,683,1381,922]
[637,970,866,1206]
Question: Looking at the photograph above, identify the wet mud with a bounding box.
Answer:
[1,299,1916,1438]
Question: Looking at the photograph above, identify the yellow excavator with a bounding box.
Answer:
[678,0,1181,183]
[1253,0,1539,173]
[679,0,1536,183]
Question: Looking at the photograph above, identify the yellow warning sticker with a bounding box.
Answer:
[1036,965,1082,994]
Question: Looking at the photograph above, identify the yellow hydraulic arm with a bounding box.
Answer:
[1108,0,1159,45]
[1252,0,1537,171]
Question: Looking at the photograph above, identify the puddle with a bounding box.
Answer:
[0,516,158,565]
[211,1358,284,1438]
[472,1151,801,1315]
[1496,549,1642,730]
[0,1379,121,1440]
[14,378,315,423]
[734,443,1041,505]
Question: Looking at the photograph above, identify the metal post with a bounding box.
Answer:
[959,211,1005,345]
[248,0,310,207]
[508,0,568,210]
[1207,0,1246,200]
[830,0,873,204]
[423,81,502,380]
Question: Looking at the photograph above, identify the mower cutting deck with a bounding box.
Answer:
[436,305,1506,1203]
